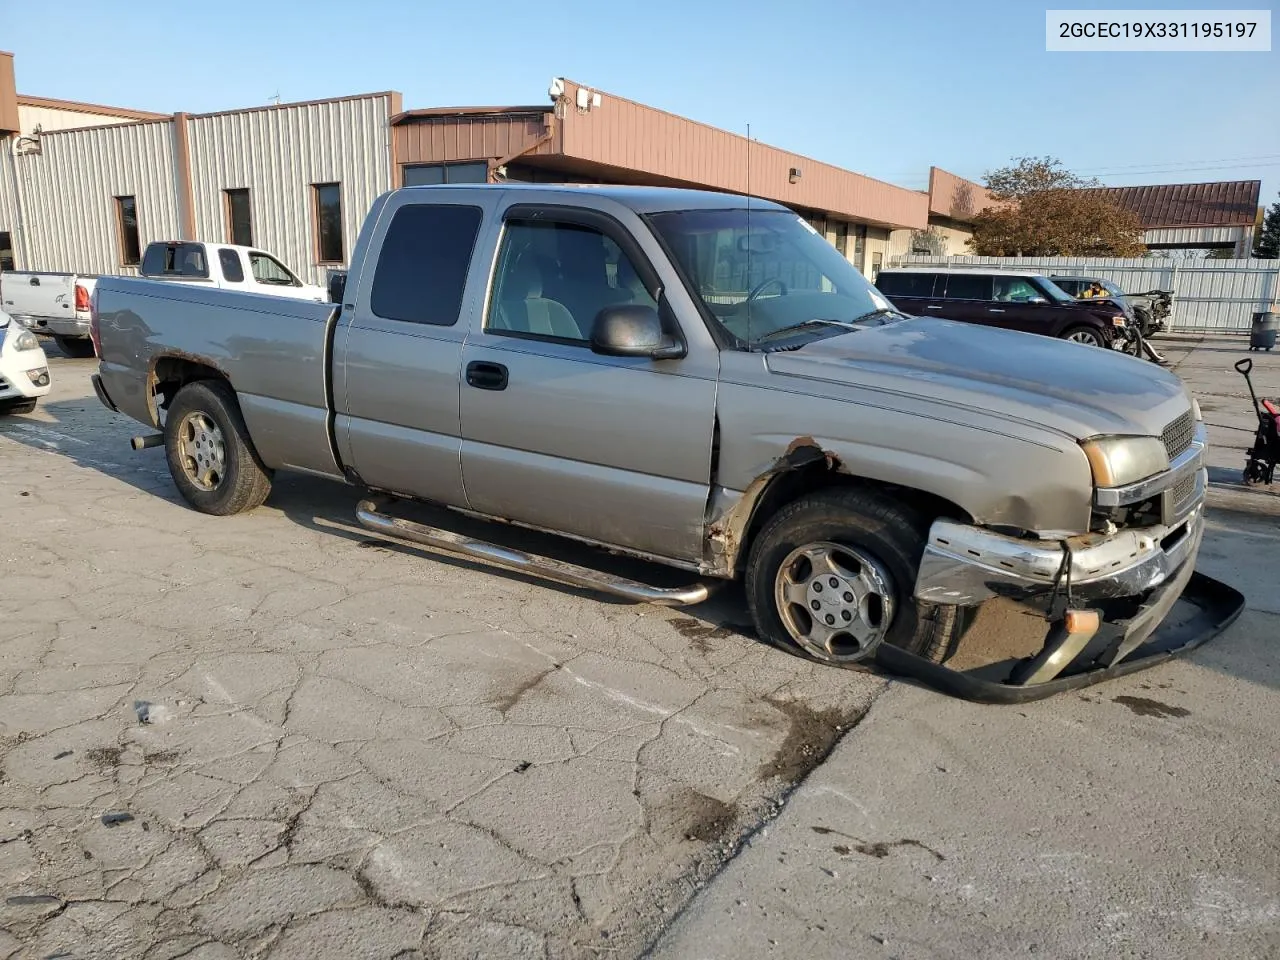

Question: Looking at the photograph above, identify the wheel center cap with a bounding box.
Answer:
[808,575,859,625]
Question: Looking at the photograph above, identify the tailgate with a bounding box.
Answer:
[2,273,76,321]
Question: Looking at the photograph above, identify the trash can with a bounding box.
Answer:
[1251,311,1278,351]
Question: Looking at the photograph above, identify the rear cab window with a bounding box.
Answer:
[370,204,484,326]
[140,242,209,279]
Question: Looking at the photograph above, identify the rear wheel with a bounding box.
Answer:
[54,336,96,358]
[745,487,970,666]
[164,380,272,515]
[1063,326,1104,348]
[0,397,37,415]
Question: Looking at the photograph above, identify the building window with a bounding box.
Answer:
[115,196,141,266]
[0,231,13,272]
[833,222,849,258]
[313,182,343,264]
[224,189,252,247]
[402,162,488,187]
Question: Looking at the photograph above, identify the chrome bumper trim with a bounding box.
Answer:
[914,506,1205,606]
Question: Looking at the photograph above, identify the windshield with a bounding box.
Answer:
[646,208,900,347]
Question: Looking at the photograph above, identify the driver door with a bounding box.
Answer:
[457,203,719,564]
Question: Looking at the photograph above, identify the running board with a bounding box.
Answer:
[355,499,714,607]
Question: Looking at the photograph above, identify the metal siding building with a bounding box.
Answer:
[187,94,398,285]
[16,119,182,275]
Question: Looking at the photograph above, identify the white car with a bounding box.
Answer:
[0,310,52,414]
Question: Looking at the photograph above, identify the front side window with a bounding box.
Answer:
[994,277,1041,302]
[248,252,300,287]
[369,204,483,326]
[116,196,141,266]
[313,182,343,263]
[487,219,656,343]
[647,208,898,348]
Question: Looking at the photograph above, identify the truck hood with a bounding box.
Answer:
[763,317,1191,441]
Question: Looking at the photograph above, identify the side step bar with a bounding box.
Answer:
[355,499,713,607]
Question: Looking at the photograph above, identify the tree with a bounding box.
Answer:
[1254,195,1280,258]
[967,156,1147,257]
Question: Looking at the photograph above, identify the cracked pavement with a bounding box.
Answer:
[3,337,1278,959]
[1,356,880,958]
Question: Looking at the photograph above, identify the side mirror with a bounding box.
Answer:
[590,304,685,360]
[328,271,347,304]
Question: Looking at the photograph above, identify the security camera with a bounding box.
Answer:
[548,77,565,101]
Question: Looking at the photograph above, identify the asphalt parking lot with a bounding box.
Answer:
[2,338,1278,959]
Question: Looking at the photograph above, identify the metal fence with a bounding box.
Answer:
[885,255,1280,334]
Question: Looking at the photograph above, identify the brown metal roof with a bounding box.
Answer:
[1085,180,1261,229]
[394,106,548,121]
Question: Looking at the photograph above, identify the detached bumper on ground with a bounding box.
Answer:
[894,492,1242,702]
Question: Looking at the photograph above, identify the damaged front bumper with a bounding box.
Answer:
[888,503,1244,702]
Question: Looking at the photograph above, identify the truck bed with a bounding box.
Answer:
[94,277,341,477]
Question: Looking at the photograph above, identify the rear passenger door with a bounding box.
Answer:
[336,194,499,508]
[456,201,719,564]
[937,273,999,327]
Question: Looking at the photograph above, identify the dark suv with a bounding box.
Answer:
[874,269,1127,348]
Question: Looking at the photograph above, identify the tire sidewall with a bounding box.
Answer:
[164,382,250,514]
[745,495,924,660]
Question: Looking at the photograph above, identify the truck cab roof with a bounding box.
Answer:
[395,182,791,215]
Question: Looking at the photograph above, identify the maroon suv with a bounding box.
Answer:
[874,268,1127,348]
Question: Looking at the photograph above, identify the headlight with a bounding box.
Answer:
[12,330,40,351]
[1081,436,1169,487]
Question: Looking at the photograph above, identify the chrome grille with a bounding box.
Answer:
[1161,411,1195,460]
[1171,471,1197,508]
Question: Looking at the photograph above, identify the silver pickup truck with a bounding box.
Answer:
[90,184,1219,698]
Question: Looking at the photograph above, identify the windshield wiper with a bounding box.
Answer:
[752,318,859,345]
[845,307,902,325]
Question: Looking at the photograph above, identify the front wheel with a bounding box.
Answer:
[164,380,273,515]
[1062,325,1105,348]
[745,488,969,666]
[54,336,96,359]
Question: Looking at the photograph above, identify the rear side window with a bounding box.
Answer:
[140,242,209,279]
[941,274,992,301]
[218,249,245,283]
[876,272,937,298]
[371,204,484,326]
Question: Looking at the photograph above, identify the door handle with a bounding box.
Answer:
[925,304,943,310]
[29,277,39,286]
[465,360,508,391]
[988,308,1005,313]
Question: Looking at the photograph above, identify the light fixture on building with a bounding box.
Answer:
[789,167,802,184]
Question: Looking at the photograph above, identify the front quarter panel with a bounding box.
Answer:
[713,351,1095,562]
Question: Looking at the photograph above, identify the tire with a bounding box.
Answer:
[1062,326,1105,348]
[55,336,96,359]
[745,487,970,667]
[164,380,272,515]
[0,397,37,415]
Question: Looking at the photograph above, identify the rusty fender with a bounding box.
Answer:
[703,436,840,578]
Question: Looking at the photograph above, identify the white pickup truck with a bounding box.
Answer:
[0,271,98,357]
[139,241,327,303]
[0,241,324,357]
